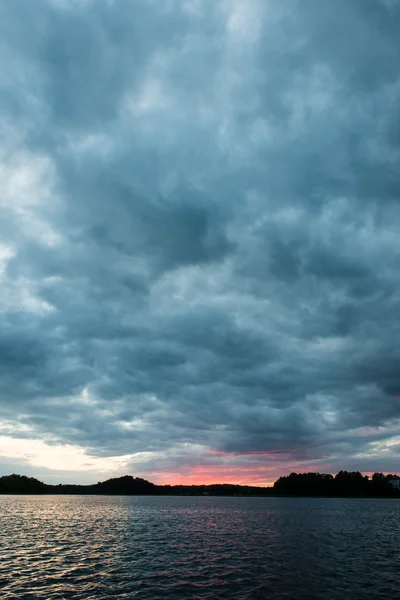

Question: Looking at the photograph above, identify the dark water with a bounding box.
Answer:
[0,495,399,599]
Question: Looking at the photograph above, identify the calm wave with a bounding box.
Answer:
[0,495,399,599]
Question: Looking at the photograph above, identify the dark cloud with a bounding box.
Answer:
[1,0,400,482]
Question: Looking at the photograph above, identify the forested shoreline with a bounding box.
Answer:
[0,471,399,497]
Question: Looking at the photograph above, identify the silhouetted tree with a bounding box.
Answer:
[370,473,395,496]
[334,471,369,496]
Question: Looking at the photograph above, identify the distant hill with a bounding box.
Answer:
[0,474,49,494]
[0,471,399,497]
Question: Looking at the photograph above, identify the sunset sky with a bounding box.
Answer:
[1,0,400,486]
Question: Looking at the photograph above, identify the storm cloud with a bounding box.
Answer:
[1,0,400,484]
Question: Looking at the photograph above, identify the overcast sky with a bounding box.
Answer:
[1,0,400,485]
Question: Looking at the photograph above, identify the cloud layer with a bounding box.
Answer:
[1,0,400,484]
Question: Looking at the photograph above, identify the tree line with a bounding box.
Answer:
[0,471,399,497]
[272,471,399,497]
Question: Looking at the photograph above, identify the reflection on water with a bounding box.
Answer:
[0,495,399,599]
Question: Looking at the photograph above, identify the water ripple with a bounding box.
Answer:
[0,495,399,599]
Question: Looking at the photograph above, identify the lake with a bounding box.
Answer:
[0,495,399,599]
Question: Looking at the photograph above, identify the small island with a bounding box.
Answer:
[0,471,399,497]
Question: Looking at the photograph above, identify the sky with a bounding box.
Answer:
[0,0,400,486]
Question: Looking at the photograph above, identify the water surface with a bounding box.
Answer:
[0,495,399,599]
